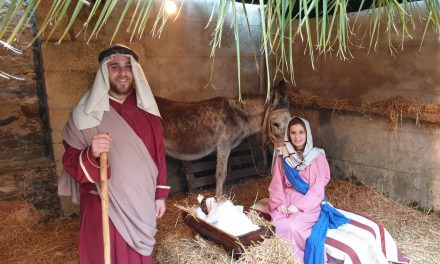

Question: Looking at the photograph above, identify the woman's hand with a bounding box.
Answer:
[277,204,299,215]
[287,205,299,214]
[276,204,289,215]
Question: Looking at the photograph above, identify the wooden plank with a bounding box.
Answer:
[189,175,216,188]
[228,155,253,166]
[229,167,257,179]
[183,160,217,174]
[182,140,263,191]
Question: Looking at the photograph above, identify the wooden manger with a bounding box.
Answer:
[181,209,273,259]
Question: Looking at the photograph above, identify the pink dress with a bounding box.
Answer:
[268,153,330,262]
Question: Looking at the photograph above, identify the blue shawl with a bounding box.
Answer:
[282,159,351,264]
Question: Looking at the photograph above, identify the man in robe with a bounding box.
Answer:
[59,44,170,264]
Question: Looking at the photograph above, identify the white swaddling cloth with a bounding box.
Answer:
[196,200,260,237]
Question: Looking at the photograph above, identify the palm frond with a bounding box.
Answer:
[1,0,439,97]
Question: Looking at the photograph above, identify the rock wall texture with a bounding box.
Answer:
[0,5,60,218]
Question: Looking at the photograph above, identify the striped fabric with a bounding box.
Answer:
[250,199,411,264]
[325,209,411,264]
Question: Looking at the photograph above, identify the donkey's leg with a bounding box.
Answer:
[215,144,231,197]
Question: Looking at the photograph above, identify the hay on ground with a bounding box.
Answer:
[161,194,300,264]
[1,177,440,263]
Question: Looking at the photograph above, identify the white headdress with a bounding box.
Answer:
[72,51,160,130]
[279,116,324,170]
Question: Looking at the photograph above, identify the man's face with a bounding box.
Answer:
[107,54,134,99]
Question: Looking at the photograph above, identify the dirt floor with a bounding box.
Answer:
[1,176,440,263]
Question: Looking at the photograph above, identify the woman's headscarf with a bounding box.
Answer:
[280,116,324,170]
[72,45,161,130]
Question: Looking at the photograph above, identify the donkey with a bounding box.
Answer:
[155,82,291,196]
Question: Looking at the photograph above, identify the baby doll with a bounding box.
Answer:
[196,195,259,236]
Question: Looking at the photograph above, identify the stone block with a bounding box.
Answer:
[23,165,61,218]
[0,174,19,194]
[206,24,261,58]
[0,32,33,59]
[139,20,259,59]
[144,21,213,57]
[388,124,438,174]
[0,105,21,125]
[41,42,105,72]
[45,71,95,109]
[308,110,440,212]
[157,55,259,101]
[0,51,34,72]
[139,57,160,95]
[173,0,211,23]
[58,195,80,217]
[48,108,71,144]
[209,56,259,94]
[349,9,440,50]
[21,103,41,118]
[0,201,40,223]
[0,72,36,91]
[291,25,440,105]
[55,160,64,178]
[433,176,440,210]
[327,157,351,180]
[332,159,390,191]
[388,169,431,209]
[0,142,46,163]
[52,143,65,164]
[204,0,261,26]
[157,57,210,100]
[0,162,60,219]
[35,1,92,43]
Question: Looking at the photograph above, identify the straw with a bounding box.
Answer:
[1,177,440,263]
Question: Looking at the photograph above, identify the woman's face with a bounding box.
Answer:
[289,123,307,151]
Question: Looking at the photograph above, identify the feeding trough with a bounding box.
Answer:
[181,207,273,259]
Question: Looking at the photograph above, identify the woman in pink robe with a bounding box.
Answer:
[269,116,331,262]
[268,117,410,264]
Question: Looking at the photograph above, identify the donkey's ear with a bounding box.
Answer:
[270,80,289,109]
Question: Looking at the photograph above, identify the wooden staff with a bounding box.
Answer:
[100,152,111,264]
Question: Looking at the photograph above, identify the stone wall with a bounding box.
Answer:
[35,0,262,213]
[294,109,439,210]
[285,6,440,210]
[0,5,60,218]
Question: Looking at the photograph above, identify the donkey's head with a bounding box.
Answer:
[263,81,291,152]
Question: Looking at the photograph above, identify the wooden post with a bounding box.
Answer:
[100,152,110,264]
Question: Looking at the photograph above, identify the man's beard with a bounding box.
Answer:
[109,82,134,97]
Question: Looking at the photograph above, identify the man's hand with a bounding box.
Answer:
[155,199,166,218]
[91,133,112,158]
